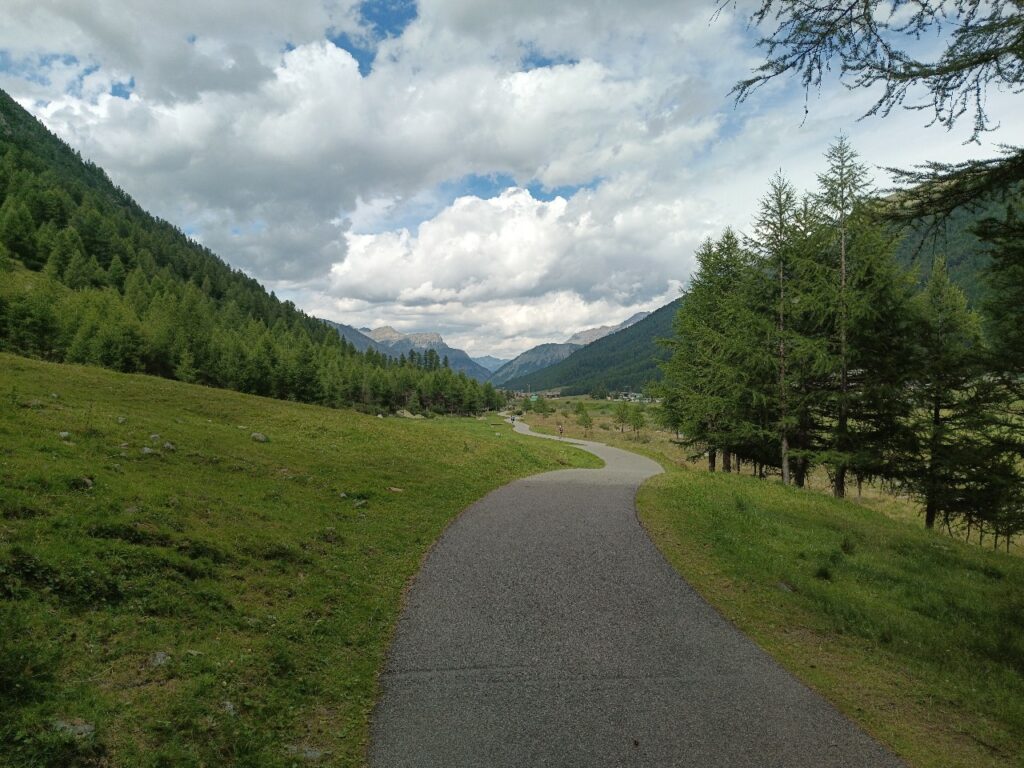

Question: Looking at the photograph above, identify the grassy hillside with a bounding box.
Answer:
[0,88,502,416]
[0,354,599,767]
[504,298,681,394]
[639,466,1024,768]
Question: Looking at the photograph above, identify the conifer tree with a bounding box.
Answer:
[901,259,1018,533]
[749,173,800,483]
[815,137,872,496]
[0,199,37,268]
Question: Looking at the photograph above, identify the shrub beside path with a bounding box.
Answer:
[369,420,903,767]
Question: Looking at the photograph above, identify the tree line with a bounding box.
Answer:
[0,92,503,417]
[661,138,1023,545]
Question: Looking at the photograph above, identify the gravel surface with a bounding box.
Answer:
[369,421,904,767]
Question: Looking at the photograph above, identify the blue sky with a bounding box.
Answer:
[328,0,417,76]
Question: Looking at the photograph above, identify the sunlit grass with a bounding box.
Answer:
[638,464,1024,768]
[0,354,599,767]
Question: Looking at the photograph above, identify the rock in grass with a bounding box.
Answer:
[150,651,171,668]
[141,446,158,456]
[116,415,127,424]
[59,431,71,440]
[387,487,404,493]
[70,477,94,490]
[53,718,94,738]
[285,745,327,762]
[251,432,268,443]
[353,499,367,508]
[163,442,176,452]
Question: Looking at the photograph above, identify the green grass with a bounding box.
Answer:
[0,353,600,767]
[638,464,1024,768]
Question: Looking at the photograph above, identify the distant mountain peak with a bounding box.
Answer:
[363,326,444,345]
[565,311,651,346]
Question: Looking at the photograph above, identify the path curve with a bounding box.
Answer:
[369,419,903,767]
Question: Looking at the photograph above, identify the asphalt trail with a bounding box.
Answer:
[369,420,904,767]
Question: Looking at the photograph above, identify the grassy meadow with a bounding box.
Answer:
[0,354,599,767]
[524,397,1024,767]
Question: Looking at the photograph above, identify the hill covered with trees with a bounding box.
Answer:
[503,298,681,395]
[0,89,502,415]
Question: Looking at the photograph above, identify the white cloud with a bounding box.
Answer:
[2,0,1021,356]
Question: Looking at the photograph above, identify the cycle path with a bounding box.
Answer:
[369,420,903,767]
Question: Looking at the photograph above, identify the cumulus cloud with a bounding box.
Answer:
[2,0,1021,356]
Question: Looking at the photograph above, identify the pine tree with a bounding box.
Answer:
[749,173,800,483]
[107,253,126,292]
[813,137,872,496]
[0,198,37,268]
[664,230,763,471]
[901,259,1018,533]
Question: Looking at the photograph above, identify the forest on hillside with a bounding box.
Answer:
[0,90,503,416]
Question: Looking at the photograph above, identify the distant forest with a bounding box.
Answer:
[0,90,503,416]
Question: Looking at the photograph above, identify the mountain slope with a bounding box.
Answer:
[322,319,385,353]
[473,355,510,372]
[892,198,1007,305]
[565,311,650,345]
[0,88,502,415]
[490,312,651,387]
[505,298,682,394]
[362,327,493,382]
[490,343,581,386]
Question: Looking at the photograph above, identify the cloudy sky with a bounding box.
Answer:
[2,1,1020,358]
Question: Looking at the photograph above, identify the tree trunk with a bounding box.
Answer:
[924,396,941,530]
[834,467,846,498]
[708,448,717,472]
[723,450,732,473]
[779,258,790,485]
[835,211,848,499]
[794,458,806,488]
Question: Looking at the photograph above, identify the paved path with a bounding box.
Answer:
[369,421,903,767]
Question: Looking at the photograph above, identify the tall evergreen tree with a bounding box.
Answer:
[901,259,1018,533]
[815,137,872,497]
[749,173,800,482]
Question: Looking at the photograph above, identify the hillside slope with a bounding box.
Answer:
[322,319,385,353]
[892,197,1008,305]
[0,88,500,415]
[490,342,581,386]
[0,353,598,767]
[505,298,682,394]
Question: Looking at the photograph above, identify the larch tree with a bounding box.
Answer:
[748,173,800,484]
